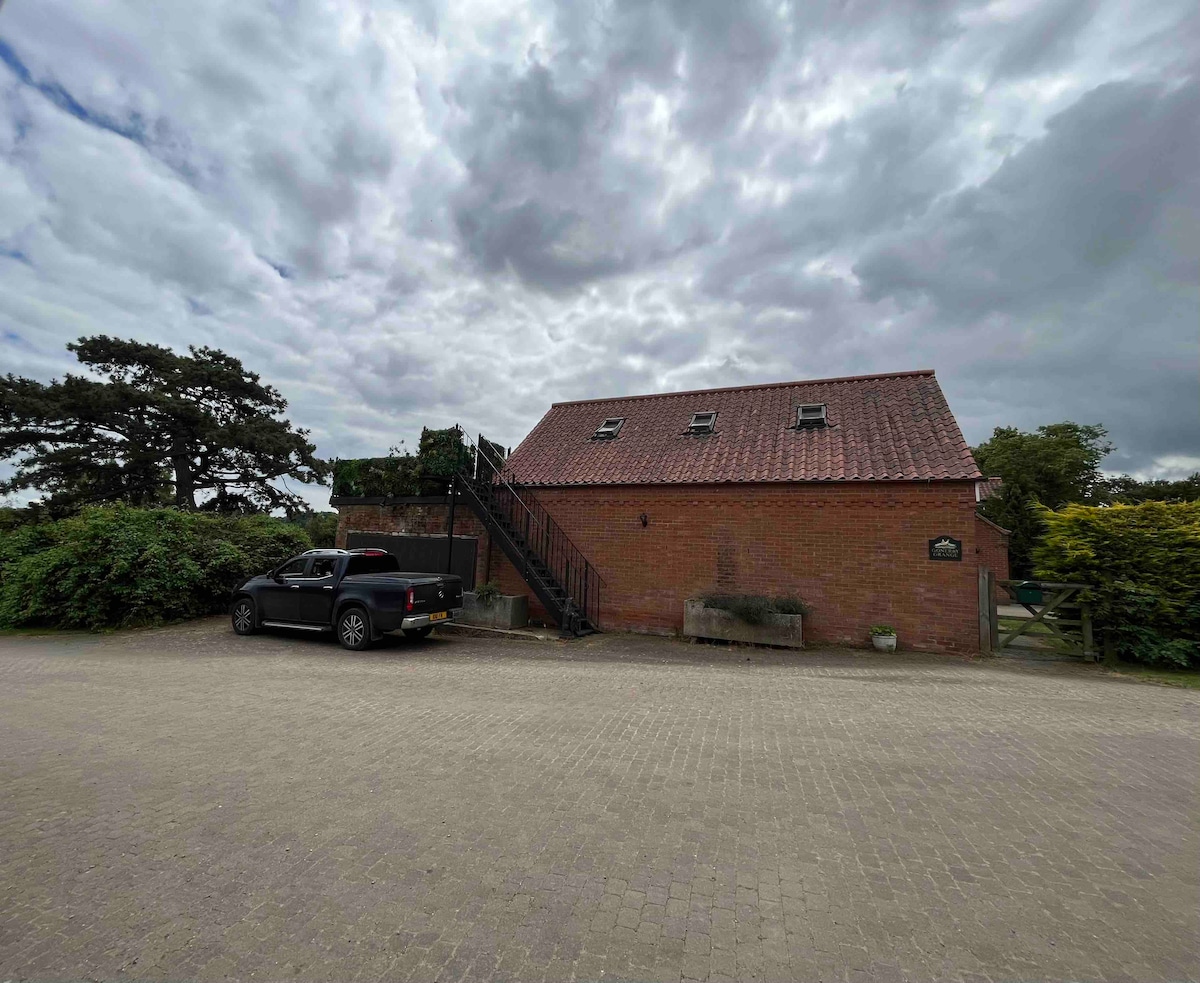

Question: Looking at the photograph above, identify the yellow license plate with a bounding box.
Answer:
[428,611,448,622]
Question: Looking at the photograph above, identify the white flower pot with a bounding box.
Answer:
[871,634,897,652]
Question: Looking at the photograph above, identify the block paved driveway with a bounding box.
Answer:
[1,619,1197,983]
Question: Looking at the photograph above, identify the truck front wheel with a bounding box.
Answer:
[337,606,372,651]
[231,598,257,635]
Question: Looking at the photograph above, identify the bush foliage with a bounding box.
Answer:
[700,594,810,625]
[331,426,474,498]
[473,581,502,606]
[0,505,310,630]
[1033,501,1200,667]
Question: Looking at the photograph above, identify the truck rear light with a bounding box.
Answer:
[406,588,415,612]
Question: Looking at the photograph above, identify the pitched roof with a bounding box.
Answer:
[976,476,1005,501]
[503,370,982,486]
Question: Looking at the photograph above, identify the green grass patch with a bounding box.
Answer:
[1100,664,1200,689]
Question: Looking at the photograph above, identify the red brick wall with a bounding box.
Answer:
[487,547,553,625]
[504,482,984,652]
[337,483,990,652]
[335,502,491,589]
[974,514,1010,596]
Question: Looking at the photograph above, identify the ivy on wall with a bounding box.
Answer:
[331,427,481,498]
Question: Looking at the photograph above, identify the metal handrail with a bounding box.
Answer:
[455,427,606,588]
[453,426,604,628]
[457,428,537,521]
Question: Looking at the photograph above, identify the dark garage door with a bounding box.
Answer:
[346,533,477,589]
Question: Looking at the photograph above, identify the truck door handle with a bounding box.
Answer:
[290,585,300,589]
[323,586,333,590]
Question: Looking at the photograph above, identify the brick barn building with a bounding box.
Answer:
[334,369,1009,652]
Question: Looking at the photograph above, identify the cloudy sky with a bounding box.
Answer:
[1,0,1196,508]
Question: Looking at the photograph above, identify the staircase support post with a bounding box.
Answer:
[446,475,457,576]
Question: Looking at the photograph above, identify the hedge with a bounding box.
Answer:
[0,505,311,630]
[1033,501,1200,667]
[331,426,472,498]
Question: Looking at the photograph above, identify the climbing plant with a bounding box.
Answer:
[331,427,470,497]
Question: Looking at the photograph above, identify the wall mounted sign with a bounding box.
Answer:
[928,536,962,561]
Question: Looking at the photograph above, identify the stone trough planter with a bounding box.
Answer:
[683,598,803,649]
[461,591,529,629]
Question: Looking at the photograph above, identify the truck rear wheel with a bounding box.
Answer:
[337,606,372,651]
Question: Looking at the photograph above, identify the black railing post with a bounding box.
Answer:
[446,473,457,575]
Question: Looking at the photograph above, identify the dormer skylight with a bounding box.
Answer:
[592,417,624,440]
[795,403,828,428]
[687,411,717,434]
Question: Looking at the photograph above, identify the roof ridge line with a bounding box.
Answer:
[549,369,936,407]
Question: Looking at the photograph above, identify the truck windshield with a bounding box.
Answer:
[344,555,402,576]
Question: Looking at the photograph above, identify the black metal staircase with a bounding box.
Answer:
[454,432,602,635]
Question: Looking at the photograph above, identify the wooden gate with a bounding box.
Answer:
[979,571,1096,660]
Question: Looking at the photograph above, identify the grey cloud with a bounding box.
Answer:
[665,0,783,140]
[854,80,1200,313]
[990,0,1099,80]
[0,0,1196,507]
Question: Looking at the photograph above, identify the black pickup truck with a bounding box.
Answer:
[230,548,464,650]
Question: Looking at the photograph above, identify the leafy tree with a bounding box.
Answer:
[289,510,339,548]
[973,422,1113,509]
[977,479,1046,577]
[0,336,328,513]
[1101,472,1200,504]
[972,422,1114,577]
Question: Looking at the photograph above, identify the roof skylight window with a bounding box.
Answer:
[687,411,717,434]
[592,417,624,440]
[795,403,828,428]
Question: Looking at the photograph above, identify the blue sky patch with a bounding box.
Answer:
[0,36,148,146]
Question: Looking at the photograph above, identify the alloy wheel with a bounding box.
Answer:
[233,602,253,633]
[341,612,366,647]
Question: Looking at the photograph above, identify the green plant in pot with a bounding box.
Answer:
[474,581,502,607]
[869,625,897,652]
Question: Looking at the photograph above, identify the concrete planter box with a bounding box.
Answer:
[461,591,529,629]
[683,598,803,649]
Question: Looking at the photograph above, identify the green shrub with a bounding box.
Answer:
[869,625,896,636]
[288,511,338,548]
[417,426,472,478]
[332,427,472,498]
[700,594,810,625]
[0,504,310,631]
[772,595,811,616]
[0,507,40,533]
[1034,501,1200,668]
[474,581,502,606]
[331,454,423,497]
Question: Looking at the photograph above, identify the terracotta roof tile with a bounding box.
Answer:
[504,370,982,486]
